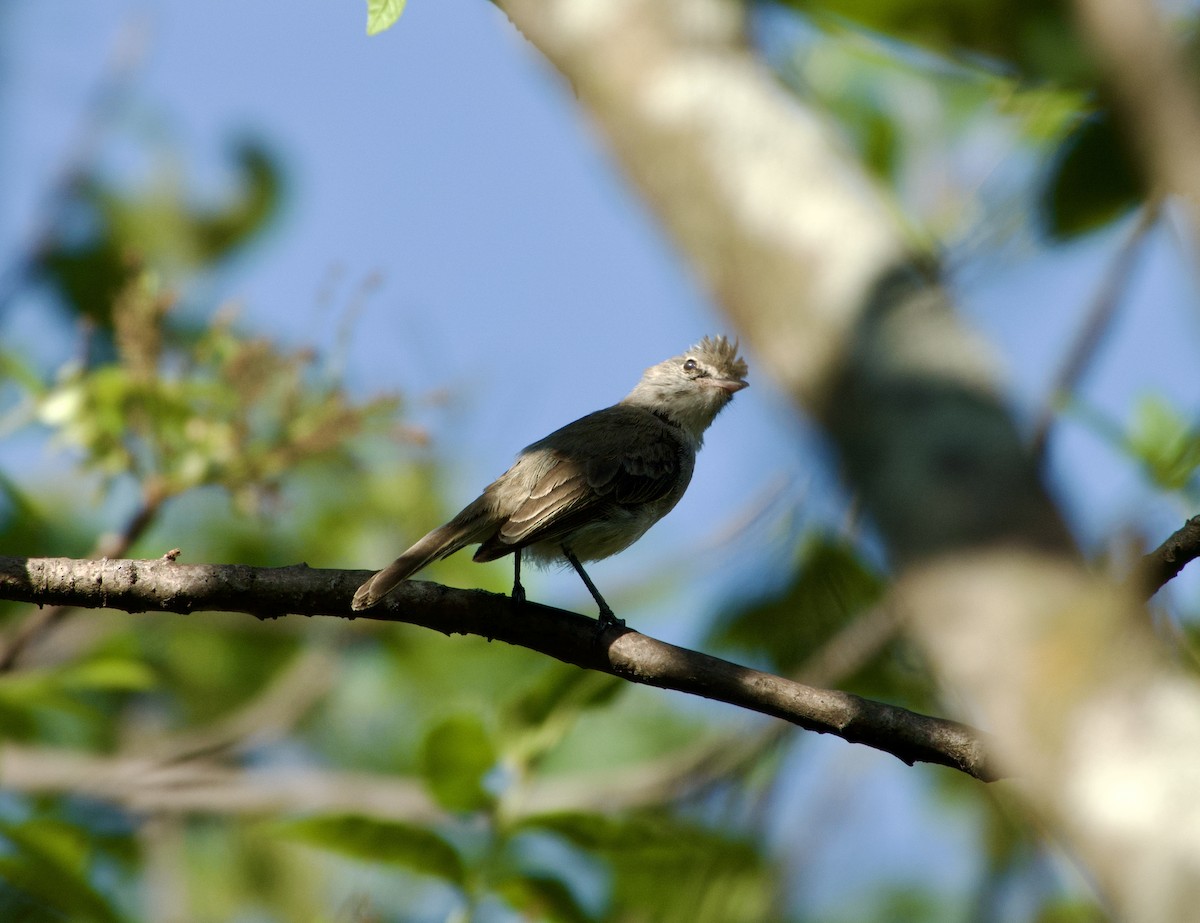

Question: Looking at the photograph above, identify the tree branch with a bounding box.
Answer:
[482,6,1200,914]
[0,555,998,781]
[1031,202,1160,460]
[1141,515,1200,599]
[0,488,165,671]
[0,745,442,822]
[1070,0,1200,227]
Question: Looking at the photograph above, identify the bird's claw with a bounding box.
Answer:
[594,607,626,639]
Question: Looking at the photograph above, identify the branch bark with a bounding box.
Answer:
[0,554,998,781]
[1142,514,1200,598]
[1070,0,1200,227]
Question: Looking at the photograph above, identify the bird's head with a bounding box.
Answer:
[623,335,749,443]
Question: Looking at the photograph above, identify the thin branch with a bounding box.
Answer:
[1031,202,1160,459]
[0,745,442,822]
[0,555,999,781]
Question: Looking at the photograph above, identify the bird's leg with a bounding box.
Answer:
[562,547,625,631]
[511,548,526,607]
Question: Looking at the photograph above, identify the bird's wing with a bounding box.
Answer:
[476,408,684,556]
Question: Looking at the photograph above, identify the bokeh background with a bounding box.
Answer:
[2,1,1198,921]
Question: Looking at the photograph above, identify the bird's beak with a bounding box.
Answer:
[711,378,748,394]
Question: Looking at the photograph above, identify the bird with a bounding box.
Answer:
[351,335,749,628]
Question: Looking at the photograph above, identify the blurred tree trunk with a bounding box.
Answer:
[493,0,1200,917]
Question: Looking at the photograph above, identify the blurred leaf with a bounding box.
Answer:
[1125,396,1200,492]
[497,872,596,923]
[997,82,1089,147]
[34,182,132,328]
[712,535,884,674]
[0,819,124,923]
[273,814,465,885]
[192,141,283,262]
[142,619,300,726]
[33,139,282,331]
[0,350,46,397]
[420,714,498,812]
[519,812,663,852]
[503,664,626,769]
[794,0,1091,86]
[521,812,775,923]
[36,277,399,508]
[0,697,38,740]
[1034,899,1114,923]
[56,657,157,693]
[366,0,407,35]
[0,656,155,743]
[508,665,624,732]
[0,473,60,559]
[1042,112,1144,239]
[860,107,900,180]
[872,885,944,923]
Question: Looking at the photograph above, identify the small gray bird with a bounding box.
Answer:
[351,335,748,627]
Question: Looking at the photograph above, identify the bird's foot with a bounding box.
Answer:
[595,606,626,637]
[511,580,527,608]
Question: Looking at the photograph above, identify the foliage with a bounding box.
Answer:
[1069,395,1200,501]
[366,0,409,36]
[774,0,1163,243]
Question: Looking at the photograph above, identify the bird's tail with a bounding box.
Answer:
[351,508,490,610]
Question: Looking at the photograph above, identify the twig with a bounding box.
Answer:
[0,555,1000,782]
[1031,202,1160,459]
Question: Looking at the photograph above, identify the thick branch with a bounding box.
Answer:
[1071,0,1200,223]
[489,4,1200,916]
[0,555,997,781]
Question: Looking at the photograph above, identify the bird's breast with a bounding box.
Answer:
[524,498,677,566]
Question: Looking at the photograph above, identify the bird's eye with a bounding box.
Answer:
[683,358,698,372]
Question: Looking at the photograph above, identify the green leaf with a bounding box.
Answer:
[497,872,597,923]
[420,714,497,812]
[0,657,156,742]
[0,350,45,396]
[366,0,407,35]
[1042,112,1144,239]
[520,812,774,923]
[0,819,124,923]
[507,664,623,731]
[272,815,465,885]
[518,812,654,852]
[711,535,884,674]
[1126,396,1200,492]
[794,0,1092,86]
[57,657,157,692]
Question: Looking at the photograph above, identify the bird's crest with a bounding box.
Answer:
[691,335,748,381]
